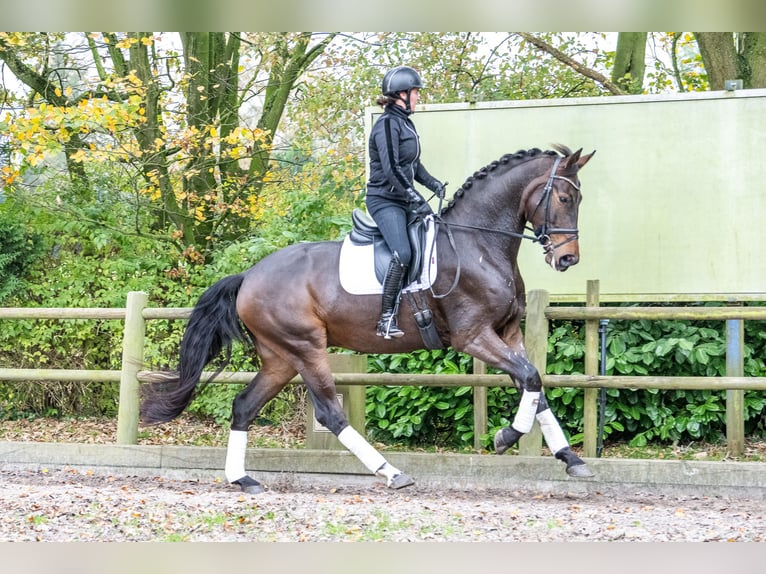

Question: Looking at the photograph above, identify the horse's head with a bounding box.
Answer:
[522,146,596,271]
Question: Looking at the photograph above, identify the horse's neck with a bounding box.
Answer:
[445,176,529,239]
[441,161,544,266]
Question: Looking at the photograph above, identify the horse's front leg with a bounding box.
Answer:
[456,328,593,478]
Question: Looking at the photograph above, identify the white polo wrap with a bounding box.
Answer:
[511,391,540,433]
[224,430,248,483]
[536,408,569,454]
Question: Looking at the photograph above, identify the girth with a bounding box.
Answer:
[349,208,426,286]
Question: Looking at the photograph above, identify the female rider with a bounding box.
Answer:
[365,66,445,339]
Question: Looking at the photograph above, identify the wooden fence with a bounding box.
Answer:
[1,281,765,457]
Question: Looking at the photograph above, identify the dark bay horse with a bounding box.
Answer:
[141,145,596,493]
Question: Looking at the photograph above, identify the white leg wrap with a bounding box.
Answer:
[536,408,569,454]
[511,391,540,433]
[337,426,389,475]
[376,462,403,482]
[224,430,248,483]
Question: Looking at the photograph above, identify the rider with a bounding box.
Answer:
[365,65,445,339]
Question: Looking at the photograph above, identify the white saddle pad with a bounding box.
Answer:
[339,217,438,295]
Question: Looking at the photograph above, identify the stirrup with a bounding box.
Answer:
[377,314,404,339]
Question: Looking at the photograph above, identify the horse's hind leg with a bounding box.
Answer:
[302,356,414,490]
[224,348,298,494]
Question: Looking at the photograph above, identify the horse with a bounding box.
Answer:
[140,144,596,494]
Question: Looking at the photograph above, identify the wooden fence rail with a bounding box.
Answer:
[1,281,765,458]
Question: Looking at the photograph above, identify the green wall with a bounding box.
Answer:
[369,89,766,298]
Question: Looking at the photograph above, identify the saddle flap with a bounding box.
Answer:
[349,208,429,286]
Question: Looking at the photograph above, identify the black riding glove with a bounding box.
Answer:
[431,180,447,198]
[405,188,422,204]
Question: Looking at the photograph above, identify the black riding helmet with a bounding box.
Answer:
[381,66,423,112]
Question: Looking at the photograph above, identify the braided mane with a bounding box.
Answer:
[442,145,571,214]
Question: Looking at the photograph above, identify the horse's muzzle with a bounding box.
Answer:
[557,253,579,271]
[546,250,579,272]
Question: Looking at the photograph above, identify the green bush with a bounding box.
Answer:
[0,208,43,304]
[365,306,766,451]
[366,349,476,448]
[0,160,358,425]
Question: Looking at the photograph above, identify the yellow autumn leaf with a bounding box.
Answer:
[115,37,138,49]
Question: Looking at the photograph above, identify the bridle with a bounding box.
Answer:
[526,156,581,255]
[427,155,581,299]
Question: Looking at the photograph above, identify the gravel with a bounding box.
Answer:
[2,467,764,542]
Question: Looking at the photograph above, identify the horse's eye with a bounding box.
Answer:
[558,193,570,204]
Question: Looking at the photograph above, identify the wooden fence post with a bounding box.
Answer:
[726,317,745,457]
[519,289,549,456]
[306,354,367,449]
[472,358,488,451]
[582,280,600,458]
[117,291,147,445]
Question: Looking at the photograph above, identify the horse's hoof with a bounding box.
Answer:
[494,427,522,455]
[388,473,415,489]
[232,475,266,494]
[566,463,595,478]
[494,429,510,455]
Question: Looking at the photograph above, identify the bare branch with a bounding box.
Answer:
[517,32,626,96]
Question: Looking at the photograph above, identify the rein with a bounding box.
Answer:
[427,156,580,299]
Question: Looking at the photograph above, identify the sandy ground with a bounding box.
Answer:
[1,466,765,542]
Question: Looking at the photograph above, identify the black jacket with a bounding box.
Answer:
[366,104,440,203]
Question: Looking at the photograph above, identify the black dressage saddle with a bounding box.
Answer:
[349,208,427,286]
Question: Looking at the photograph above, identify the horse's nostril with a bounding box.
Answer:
[559,254,579,268]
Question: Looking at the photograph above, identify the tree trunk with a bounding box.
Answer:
[695,33,739,90]
[612,33,647,94]
[696,32,766,90]
[247,33,337,194]
[742,33,766,88]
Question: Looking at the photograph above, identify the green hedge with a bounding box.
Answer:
[365,308,766,450]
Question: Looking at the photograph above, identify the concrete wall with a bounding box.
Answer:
[3,441,766,500]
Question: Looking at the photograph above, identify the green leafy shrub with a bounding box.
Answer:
[364,305,766,451]
[366,349,473,448]
[0,208,43,304]
[0,160,357,425]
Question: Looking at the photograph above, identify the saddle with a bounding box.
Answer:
[349,208,426,286]
[342,209,442,350]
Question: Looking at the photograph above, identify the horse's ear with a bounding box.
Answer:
[563,148,582,170]
[575,150,596,170]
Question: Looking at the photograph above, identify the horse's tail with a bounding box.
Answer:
[140,273,250,424]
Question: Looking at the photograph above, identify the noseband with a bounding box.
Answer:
[527,156,581,254]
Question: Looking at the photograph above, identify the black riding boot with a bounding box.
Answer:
[377,255,407,339]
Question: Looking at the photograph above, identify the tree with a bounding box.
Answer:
[0,32,337,261]
[695,33,766,89]
[517,32,626,95]
[514,32,766,94]
[612,32,648,94]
